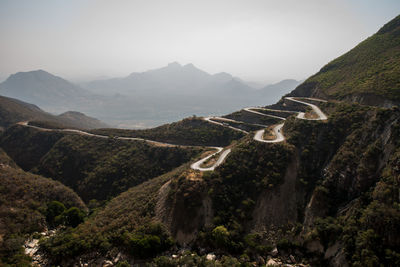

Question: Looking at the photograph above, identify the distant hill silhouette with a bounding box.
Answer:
[0,95,107,129]
[83,62,256,97]
[0,65,299,128]
[0,70,92,110]
[259,79,301,100]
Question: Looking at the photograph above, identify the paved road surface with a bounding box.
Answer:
[204,117,248,134]
[17,97,327,172]
[243,107,287,120]
[201,97,328,165]
[285,97,328,120]
[190,148,231,171]
[17,121,229,171]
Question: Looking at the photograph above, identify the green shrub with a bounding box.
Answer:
[212,225,230,248]
[123,223,174,258]
[116,261,130,267]
[62,207,86,227]
[46,201,66,226]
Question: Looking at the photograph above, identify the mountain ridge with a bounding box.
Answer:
[1,65,300,128]
[0,70,91,104]
[83,62,252,96]
[0,95,108,129]
[289,14,400,107]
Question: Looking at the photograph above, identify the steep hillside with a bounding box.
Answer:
[40,165,185,266]
[162,103,400,266]
[0,95,107,129]
[0,149,86,266]
[37,101,400,266]
[0,125,204,202]
[290,15,400,107]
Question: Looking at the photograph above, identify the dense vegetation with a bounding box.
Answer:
[13,101,398,266]
[40,165,186,265]
[0,149,86,266]
[206,139,293,234]
[37,134,295,265]
[281,102,400,266]
[0,125,66,170]
[172,139,295,258]
[0,125,203,202]
[37,135,202,202]
[301,106,400,266]
[291,14,400,106]
[153,102,400,266]
[90,117,244,147]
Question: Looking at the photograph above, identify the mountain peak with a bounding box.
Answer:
[0,69,90,108]
[167,62,182,68]
[8,69,52,80]
[31,69,48,74]
[213,72,232,78]
[183,63,195,68]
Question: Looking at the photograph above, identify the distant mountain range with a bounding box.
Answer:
[82,62,256,97]
[82,62,300,99]
[0,64,300,128]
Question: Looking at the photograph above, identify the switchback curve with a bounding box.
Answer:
[16,97,327,172]
[195,97,328,170]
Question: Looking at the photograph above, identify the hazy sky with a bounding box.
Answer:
[0,0,399,83]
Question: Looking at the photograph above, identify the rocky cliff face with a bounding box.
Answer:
[156,172,214,245]
[155,102,400,266]
[250,153,301,231]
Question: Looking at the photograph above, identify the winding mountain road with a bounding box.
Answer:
[190,148,232,171]
[243,107,287,120]
[17,121,178,147]
[253,123,285,143]
[204,117,249,134]
[195,97,328,170]
[17,97,327,172]
[286,97,327,120]
[17,121,231,171]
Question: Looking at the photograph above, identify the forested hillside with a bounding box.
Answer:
[0,149,86,266]
[34,101,400,266]
[291,15,400,107]
[0,125,204,202]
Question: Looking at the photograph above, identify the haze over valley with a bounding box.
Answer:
[0,63,300,128]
